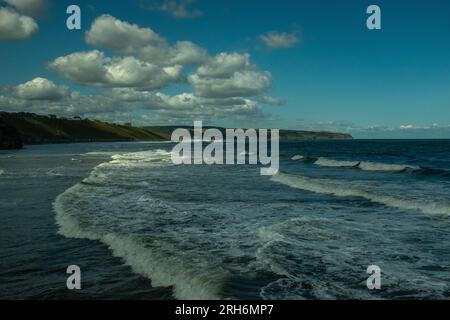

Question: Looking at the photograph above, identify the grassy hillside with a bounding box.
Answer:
[0,112,169,144]
[0,112,352,147]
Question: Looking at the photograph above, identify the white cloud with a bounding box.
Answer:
[260,30,299,49]
[85,14,164,54]
[15,77,69,100]
[0,89,130,117]
[196,52,252,78]
[0,85,265,125]
[145,92,263,122]
[109,88,260,112]
[258,95,286,106]
[4,0,49,17]
[48,50,183,89]
[189,52,272,98]
[141,0,203,19]
[1,14,285,125]
[85,15,207,66]
[189,71,272,98]
[0,6,38,40]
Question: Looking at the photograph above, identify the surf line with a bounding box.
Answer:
[171,121,279,176]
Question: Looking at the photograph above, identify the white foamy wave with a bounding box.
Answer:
[358,161,421,172]
[95,149,172,171]
[291,155,307,161]
[0,169,5,177]
[53,149,226,299]
[255,217,375,299]
[314,157,360,167]
[54,187,226,299]
[255,216,449,299]
[82,151,119,156]
[110,150,171,164]
[271,172,450,215]
[312,157,421,172]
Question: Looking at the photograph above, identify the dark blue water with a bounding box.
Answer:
[1,140,449,299]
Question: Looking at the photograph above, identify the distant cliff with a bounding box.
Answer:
[0,112,352,148]
[277,129,352,140]
[146,126,353,141]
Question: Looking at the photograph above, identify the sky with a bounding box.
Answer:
[0,0,449,138]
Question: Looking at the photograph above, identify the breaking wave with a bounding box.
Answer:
[255,216,450,299]
[291,155,309,161]
[271,172,450,215]
[54,194,225,299]
[53,149,227,299]
[358,161,421,172]
[304,156,423,173]
[314,157,360,168]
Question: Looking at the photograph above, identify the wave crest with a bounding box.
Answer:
[315,157,360,168]
[53,149,227,299]
[271,172,450,215]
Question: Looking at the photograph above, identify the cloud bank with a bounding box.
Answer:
[1,13,284,125]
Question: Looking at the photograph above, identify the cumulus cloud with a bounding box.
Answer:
[0,86,130,118]
[0,83,264,125]
[48,50,183,88]
[260,30,299,49]
[258,95,286,106]
[146,93,263,123]
[85,14,164,54]
[141,0,203,19]
[15,77,69,100]
[188,52,272,98]
[85,15,207,66]
[195,52,252,78]
[5,14,284,125]
[4,0,49,17]
[108,88,262,119]
[0,6,38,40]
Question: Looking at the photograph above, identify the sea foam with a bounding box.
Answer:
[54,149,226,300]
[309,156,422,172]
[314,157,360,168]
[271,172,450,215]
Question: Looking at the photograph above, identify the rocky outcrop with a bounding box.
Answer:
[0,121,23,149]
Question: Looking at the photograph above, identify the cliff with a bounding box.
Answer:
[0,124,23,149]
[0,112,352,148]
[146,126,353,141]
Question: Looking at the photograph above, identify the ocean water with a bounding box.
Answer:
[0,140,449,299]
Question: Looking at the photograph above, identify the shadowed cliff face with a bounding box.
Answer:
[0,123,23,149]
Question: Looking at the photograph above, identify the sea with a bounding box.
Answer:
[0,140,449,299]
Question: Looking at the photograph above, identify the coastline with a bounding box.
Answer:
[0,112,353,150]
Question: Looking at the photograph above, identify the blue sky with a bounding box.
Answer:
[0,0,449,138]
